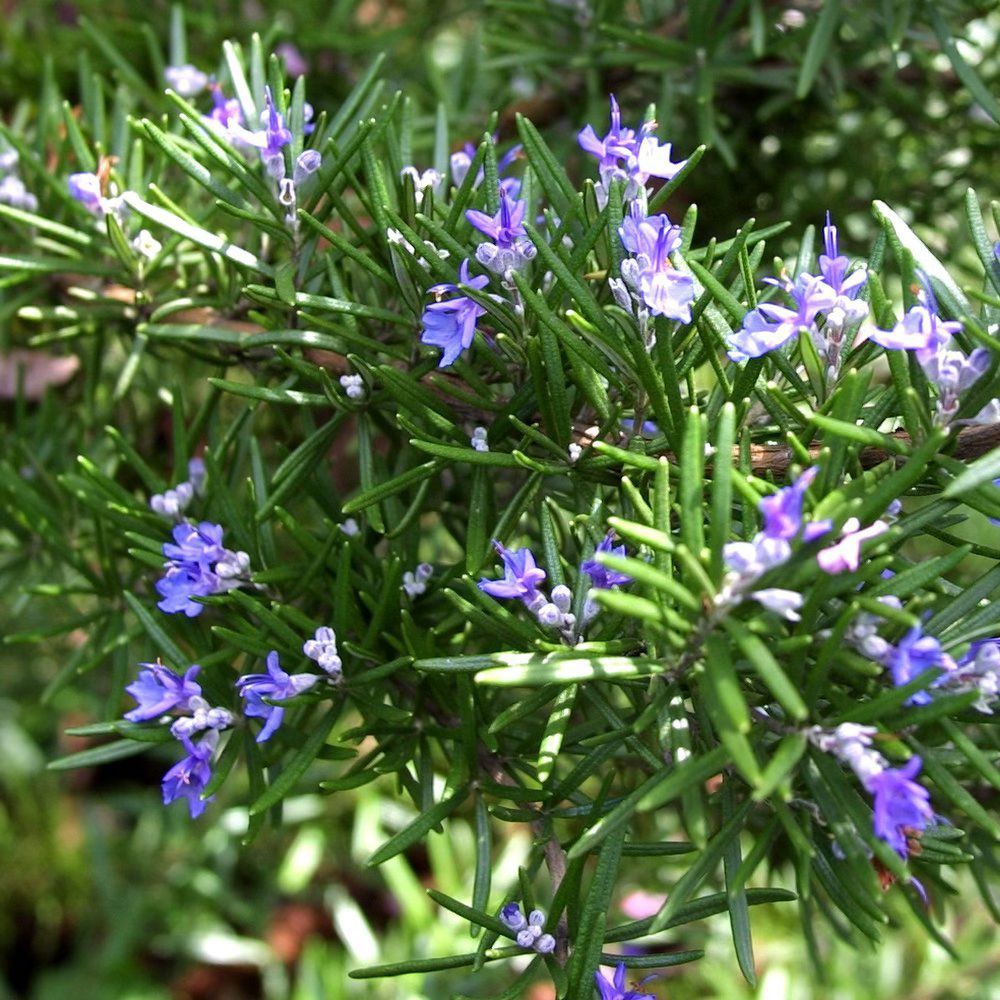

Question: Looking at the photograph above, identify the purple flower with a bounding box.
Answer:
[450,138,521,192]
[499,902,527,932]
[124,662,202,722]
[816,518,889,574]
[164,64,208,97]
[818,212,867,300]
[205,83,243,132]
[467,191,528,250]
[68,172,103,214]
[866,756,934,857]
[155,521,249,617]
[759,467,817,540]
[619,203,694,322]
[478,541,547,605]
[582,533,632,589]
[420,259,489,367]
[886,625,956,705]
[750,588,803,621]
[728,274,837,363]
[594,963,655,1000]
[866,305,962,359]
[578,95,638,171]
[236,651,319,743]
[162,730,219,819]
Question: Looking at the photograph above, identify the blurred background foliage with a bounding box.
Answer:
[1,1,999,997]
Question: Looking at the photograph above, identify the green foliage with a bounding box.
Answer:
[2,2,1000,999]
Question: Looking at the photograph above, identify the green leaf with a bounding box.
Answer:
[367,785,469,866]
[249,705,340,815]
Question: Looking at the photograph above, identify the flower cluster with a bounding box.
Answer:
[402,562,433,598]
[149,457,206,520]
[498,903,555,955]
[478,534,631,643]
[810,724,935,861]
[728,213,868,374]
[578,94,687,206]
[124,661,233,818]
[155,520,251,617]
[866,276,995,426]
[615,201,694,327]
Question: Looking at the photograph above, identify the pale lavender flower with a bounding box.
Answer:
[67,172,103,214]
[618,202,694,321]
[155,521,250,617]
[728,274,837,362]
[922,347,991,425]
[204,84,243,133]
[164,64,208,97]
[478,541,547,606]
[303,626,342,678]
[866,305,962,359]
[125,662,202,722]
[420,259,489,367]
[866,756,934,857]
[816,518,889,574]
[236,650,320,743]
[750,588,803,621]
[948,639,1000,713]
[467,188,535,274]
[293,149,323,186]
[162,729,219,819]
[0,174,37,211]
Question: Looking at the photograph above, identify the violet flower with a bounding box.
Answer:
[124,662,202,722]
[594,963,656,1000]
[866,304,962,360]
[236,650,320,743]
[477,541,547,606]
[578,95,637,171]
[466,188,535,275]
[581,533,632,589]
[419,259,489,367]
[728,274,837,363]
[866,756,934,857]
[759,467,818,540]
[67,172,103,214]
[816,518,889,574]
[162,730,219,819]
[886,624,956,705]
[818,212,868,303]
[618,202,694,322]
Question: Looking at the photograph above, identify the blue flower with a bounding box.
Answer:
[886,625,955,705]
[162,730,219,819]
[866,756,934,857]
[478,541,547,605]
[124,662,202,722]
[578,95,637,171]
[581,533,632,589]
[594,962,656,1000]
[420,259,489,367]
[236,651,320,743]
